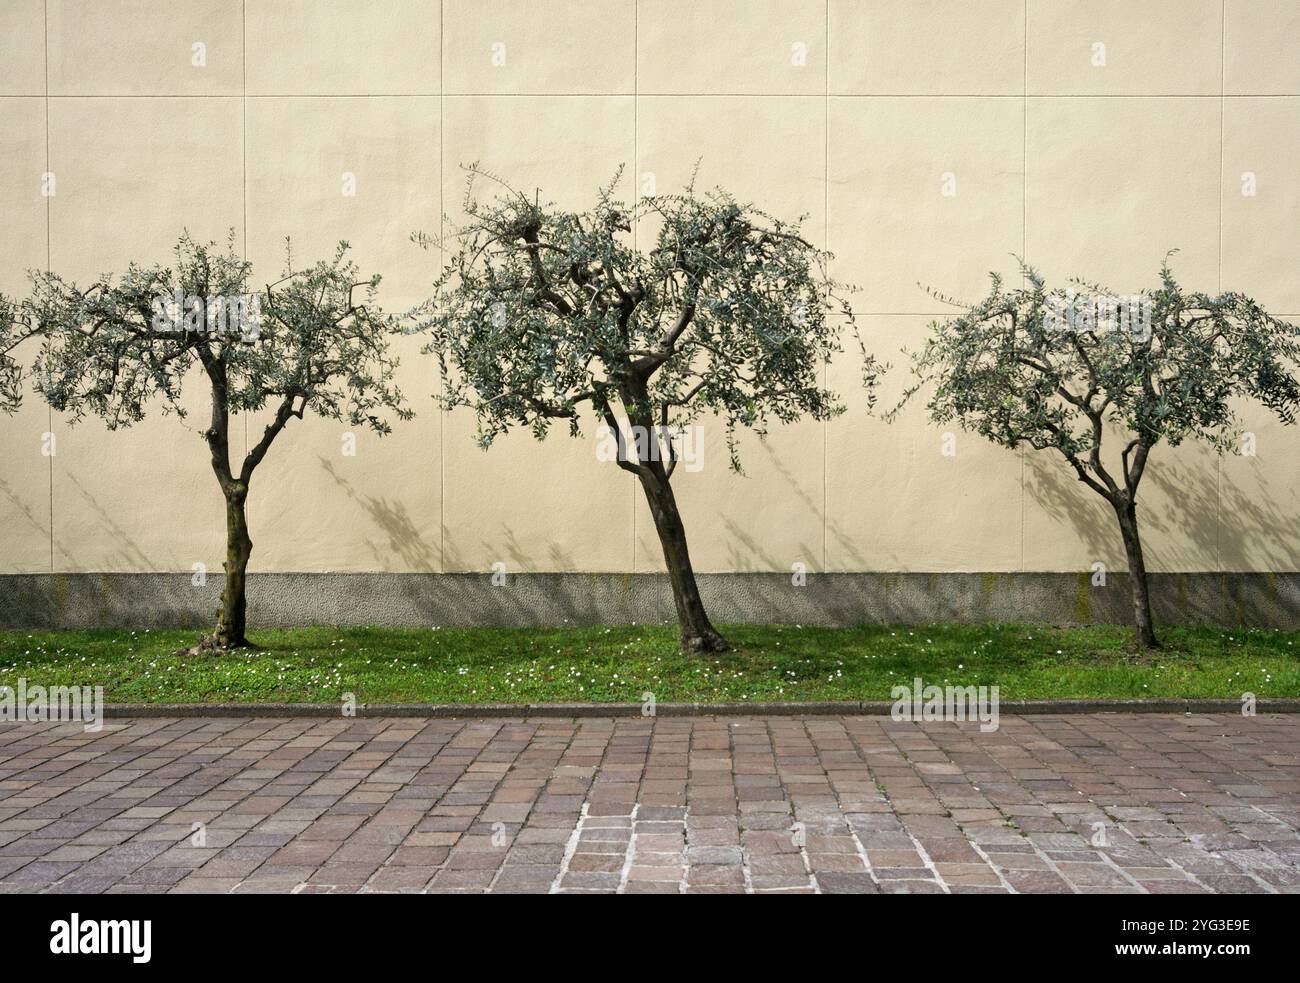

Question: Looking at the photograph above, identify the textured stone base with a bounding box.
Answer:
[1,571,1297,630]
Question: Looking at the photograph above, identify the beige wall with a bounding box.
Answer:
[1,0,1297,578]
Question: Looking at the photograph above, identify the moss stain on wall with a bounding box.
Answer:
[1074,571,1092,623]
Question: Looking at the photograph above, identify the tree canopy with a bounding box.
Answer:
[30,234,414,476]
[896,258,1300,503]
[426,165,880,474]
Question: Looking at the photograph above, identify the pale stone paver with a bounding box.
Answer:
[0,713,1297,894]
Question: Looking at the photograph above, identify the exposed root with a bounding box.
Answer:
[176,633,258,657]
[682,631,729,654]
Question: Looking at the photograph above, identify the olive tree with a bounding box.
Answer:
[896,259,1300,648]
[0,293,37,412]
[427,167,878,652]
[28,234,416,652]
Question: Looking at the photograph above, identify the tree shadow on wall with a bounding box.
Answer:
[487,525,578,575]
[1030,460,1132,566]
[0,473,50,549]
[711,434,868,624]
[717,432,844,571]
[1172,456,1299,572]
[318,457,437,572]
[1029,451,1298,572]
[714,436,817,617]
[65,473,157,570]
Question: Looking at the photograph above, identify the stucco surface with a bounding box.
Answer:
[1,1,1297,582]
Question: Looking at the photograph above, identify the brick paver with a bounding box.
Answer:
[1,713,1297,894]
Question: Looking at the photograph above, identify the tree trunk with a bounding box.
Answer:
[639,473,727,653]
[214,487,252,649]
[1115,499,1158,649]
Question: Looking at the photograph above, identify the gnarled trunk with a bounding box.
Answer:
[186,351,256,653]
[213,487,252,649]
[1114,498,1157,649]
[639,472,727,653]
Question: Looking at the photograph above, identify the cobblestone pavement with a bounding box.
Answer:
[1,714,1298,894]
